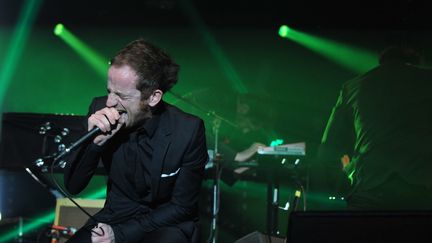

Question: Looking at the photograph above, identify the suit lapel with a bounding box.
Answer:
[150,103,173,200]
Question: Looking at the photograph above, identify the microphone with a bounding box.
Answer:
[73,126,102,146]
[76,110,126,144]
[51,110,126,163]
[51,225,77,236]
[72,109,127,148]
[51,126,101,162]
[34,126,103,168]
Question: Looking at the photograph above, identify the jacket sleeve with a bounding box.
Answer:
[319,88,355,168]
[113,119,208,243]
[64,143,104,194]
[63,98,105,195]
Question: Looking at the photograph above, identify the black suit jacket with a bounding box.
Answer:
[320,62,432,192]
[64,96,208,242]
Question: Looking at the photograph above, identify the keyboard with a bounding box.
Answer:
[257,142,306,156]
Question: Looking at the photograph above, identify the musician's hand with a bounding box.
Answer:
[341,154,350,170]
[235,142,266,162]
[88,107,126,146]
[91,223,115,243]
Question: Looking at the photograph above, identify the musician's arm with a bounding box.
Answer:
[234,143,266,162]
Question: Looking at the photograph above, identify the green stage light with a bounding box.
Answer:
[278,25,290,38]
[278,25,378,73]
[0,0,42,115]
[53,24,108,78]
[54,23,64,36]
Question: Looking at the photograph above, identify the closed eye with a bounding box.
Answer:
[107,89,127,99]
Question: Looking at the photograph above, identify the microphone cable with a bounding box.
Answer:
[49,154,106,237]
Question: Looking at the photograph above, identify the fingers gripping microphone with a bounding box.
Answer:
[52,110,126,163]
[72,110,127,149]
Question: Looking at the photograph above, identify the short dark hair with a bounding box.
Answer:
[110,39,179,98]
[378,45,424,65]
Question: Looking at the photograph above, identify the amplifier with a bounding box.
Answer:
[54,198,105,243]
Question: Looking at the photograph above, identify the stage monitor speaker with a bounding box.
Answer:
[54,198,105,243]
[234,231,285,243]
[287,211,432,243]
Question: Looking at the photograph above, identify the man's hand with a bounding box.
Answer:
[88,107,126,146]
[341,154,350,169]
[91,223,115,243]
[235,142,266,162]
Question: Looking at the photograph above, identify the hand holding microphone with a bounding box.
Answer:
[88,107,127,146]
[43,108,127,164]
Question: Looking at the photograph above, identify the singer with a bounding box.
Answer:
[64,39,208,243]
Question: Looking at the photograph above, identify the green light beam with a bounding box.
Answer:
[53,23,108,78]
[0,0,42,112]
[0,211,54,243]
[0,185,107,242]
[81,186,107,199]
[179,0,248,93]
[278,25,378,74]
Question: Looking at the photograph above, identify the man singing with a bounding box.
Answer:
[64,39,208,243]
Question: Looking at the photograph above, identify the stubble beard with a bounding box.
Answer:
[127,100,152,128]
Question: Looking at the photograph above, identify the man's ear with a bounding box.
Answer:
[148,89,163,107]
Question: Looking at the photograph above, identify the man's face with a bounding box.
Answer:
[106,65,149,128]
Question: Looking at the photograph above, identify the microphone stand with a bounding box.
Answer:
[168,91,238,129]
[168,91,237,243]
[33,126,111,225]
[34,127,99,170]
[210,117,221,243]
[27,122,86,199]
[31,127,100,198]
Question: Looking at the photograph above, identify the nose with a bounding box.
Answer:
[106,93,118,107]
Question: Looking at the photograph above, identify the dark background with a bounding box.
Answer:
[2,0,432,29]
